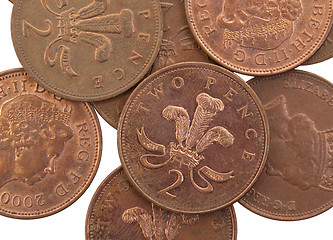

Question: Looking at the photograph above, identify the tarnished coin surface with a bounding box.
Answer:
[240,70,333,220]
[0,69,102,219]
[86,167,237,240]
[93,0,211,128]
[304,27,333,65]
[11,0,162,101]
[118,62,269,213]
[185,0,332,75]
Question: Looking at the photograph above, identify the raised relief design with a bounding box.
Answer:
[156,26,202,69]
[0,95,73,188]
[24,0,135,77]
[137,93,235,197]
[216,0,302,50]
[264,95,333,191]
[122,203,199,240]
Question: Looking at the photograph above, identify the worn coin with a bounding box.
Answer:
[185,0,332,75]
[93,0,211,128]
[0,68,102,219]
[239,70,333,220]
[118,62,269,213]
[11,0,162,101]
[86,167,237,240]
[304,27,333,65]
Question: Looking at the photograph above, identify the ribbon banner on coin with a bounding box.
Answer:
[137,93,235,197]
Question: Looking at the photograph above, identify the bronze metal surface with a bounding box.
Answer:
[118,62,269,213]
[185,0,333,75]
[239,70,333,220]
[93,0,211,128]
[86,167,237,240]
[304,27,333,65]
[11,0,162,101]
[0,68,102,219]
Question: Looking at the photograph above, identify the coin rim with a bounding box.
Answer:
[11,0,163,101]
[85,166,238,240]
[239,69,333,221]
[0,68,103,219]
[184,0,333,76]
[118,62,269,214]
[92,102,119,129]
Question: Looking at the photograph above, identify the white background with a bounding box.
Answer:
[0,1,332,239]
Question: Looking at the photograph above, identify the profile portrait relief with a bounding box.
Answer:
[0,95,74,188]
[217,0,303,49]
[264,95,333,191]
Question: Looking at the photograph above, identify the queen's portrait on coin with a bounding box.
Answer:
[264,95,333,191]
[0,95,73,188]
[217,0,303,49]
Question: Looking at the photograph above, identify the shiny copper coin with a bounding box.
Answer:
[93,0,211,128]
[185,0,332,75]
[304,27,333,65]
[239,70,333,220]
[86,167,237,240]
[118,62,269,213]
[0,68,102,219]
[11,0,162,101]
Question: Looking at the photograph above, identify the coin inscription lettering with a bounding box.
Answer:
[12,0,162,101]
[186,0,333,75]
[119,63,269,213]
[239,70,333,220]
[0,69,102,219]
[86,167,237,240]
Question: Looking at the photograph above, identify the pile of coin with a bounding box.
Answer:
[0,0,332,239]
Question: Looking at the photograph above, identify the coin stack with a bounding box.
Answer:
[0,0,332,239]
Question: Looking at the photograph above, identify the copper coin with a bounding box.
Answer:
[0,68,102,219]
[118,62,269,213]
[93,0,211,128]
[86,167,237,240]
[185,0,333,75]
[304,27,333,65]
[239,70,333,220]
[11,0,162,101]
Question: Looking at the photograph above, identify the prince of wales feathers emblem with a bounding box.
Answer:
[24,0,134,77]
[137,93,235,197]
[122,203,199,240]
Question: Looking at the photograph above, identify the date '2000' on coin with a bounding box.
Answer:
[0,69,102,219]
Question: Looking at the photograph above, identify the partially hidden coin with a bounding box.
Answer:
[239,70,333,220]
[0,68,102,219]
[86,167,237,240]
[185,0,333,75]
[11,0,162,101]
[304,27,333,65]
[118,62,269,213]
[93,0,211,128]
